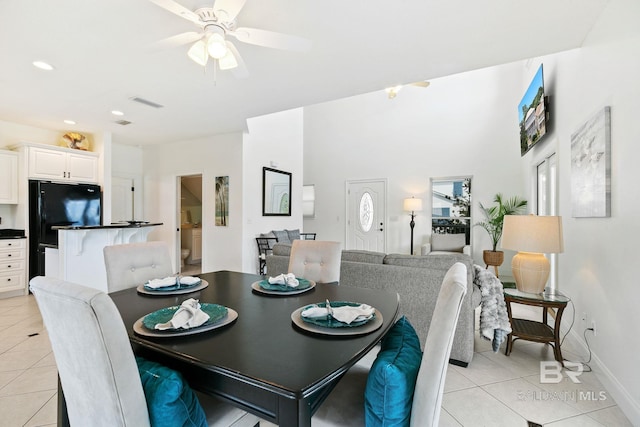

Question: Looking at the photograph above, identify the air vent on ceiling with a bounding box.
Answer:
[130,96,164,109]
[115,120,132,126]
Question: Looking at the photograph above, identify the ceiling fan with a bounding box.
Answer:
[148,0,312,77]
[385,81,430,99]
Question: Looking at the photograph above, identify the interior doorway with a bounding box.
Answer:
[178,174,203,275]
[346,179,387,252]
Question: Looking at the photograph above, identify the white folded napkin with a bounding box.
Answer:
[301,303,375,325]
[154,298,210,330]
[145,276,178,289]
[179,276,200,286]
[268,273,299,288]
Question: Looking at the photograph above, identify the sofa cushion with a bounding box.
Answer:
[272,242,292,256]
[364,316,422,426]
[272,230,290,243]
[383,253,468,270]
[341,250,386,265]
[286,229,301,241]
[136,357,207,427]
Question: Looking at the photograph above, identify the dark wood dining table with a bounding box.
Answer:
[109,270,400,427]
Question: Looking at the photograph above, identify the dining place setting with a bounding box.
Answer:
[136,273,209,295]
[252,272,383,336]
[132,269,383,341]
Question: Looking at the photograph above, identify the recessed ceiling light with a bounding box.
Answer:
[111,110,124,116]
[63,119,76,125]
[32,61,55,71]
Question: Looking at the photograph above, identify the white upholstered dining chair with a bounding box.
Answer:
[103,241,174,293]
[288,240,342,284]
[29,276,259,427]
[311,262,468,427]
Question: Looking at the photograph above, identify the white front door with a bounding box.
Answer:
[346,180,386,252]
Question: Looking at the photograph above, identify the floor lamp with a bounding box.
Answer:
[403,197,423,255]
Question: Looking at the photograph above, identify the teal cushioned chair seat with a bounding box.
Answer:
[364,316,423,426]
[136,357,207,427]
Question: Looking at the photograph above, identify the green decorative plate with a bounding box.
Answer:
[291,303,383,337]
[300,301,374,328]
[251,279,315,296]
[134,304,237,338]
[137,279,208,296]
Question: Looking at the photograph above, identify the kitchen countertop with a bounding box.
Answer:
[52,222,163,230]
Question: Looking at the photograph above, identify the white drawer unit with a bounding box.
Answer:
[0,238,27,293]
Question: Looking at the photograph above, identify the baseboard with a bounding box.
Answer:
[564,328,640,425]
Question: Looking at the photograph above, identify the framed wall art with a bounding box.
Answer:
[215,176,229,226]
[262,167,291,216]
[570,106,611,218]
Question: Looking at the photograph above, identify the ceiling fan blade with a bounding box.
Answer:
[151,31,202,49]
[148,0,202,25]
[230,27,312,52]
[224,41,249,79]
[213,0,247,22]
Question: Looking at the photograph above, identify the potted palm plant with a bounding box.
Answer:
[475,193,527,270]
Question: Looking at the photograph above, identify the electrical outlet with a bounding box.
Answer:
[591,320,597,336]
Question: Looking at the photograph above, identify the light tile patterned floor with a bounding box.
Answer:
[0,294,632,426]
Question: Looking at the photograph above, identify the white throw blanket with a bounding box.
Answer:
[473,265,512,352]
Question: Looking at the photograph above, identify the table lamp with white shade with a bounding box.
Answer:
[501,214,564,294]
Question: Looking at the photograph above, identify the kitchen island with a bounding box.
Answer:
[47,222,164,292]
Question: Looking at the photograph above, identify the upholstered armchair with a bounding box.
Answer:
[30,276,259,427]
[103,241,174,293]
[422,233,471,256]
[288,240,342,284]
[312,262,468,426]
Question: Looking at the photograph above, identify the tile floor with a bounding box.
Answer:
[0,293,633,426]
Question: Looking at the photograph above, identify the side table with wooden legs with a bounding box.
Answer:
[504,288,570,366]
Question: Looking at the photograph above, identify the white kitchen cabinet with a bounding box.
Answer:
[0,238,27,294]
[0,150,18,204]
[27,145,99,183]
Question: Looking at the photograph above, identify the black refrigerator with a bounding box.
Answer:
[29,180,102,280]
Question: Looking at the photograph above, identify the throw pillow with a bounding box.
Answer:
[136,357,207,427]
[271,230,290,244]
[364,316,422,427]
[286,228,301,241]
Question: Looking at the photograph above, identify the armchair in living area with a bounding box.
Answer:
[422,233,471,256]
[256,228,316,275]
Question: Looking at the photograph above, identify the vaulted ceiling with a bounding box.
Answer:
[0,0,608,146]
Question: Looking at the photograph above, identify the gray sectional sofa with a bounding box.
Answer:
[266,244,481,366]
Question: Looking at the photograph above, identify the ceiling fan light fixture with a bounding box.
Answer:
[219,49,238,70]
[187,40,209,66]
[207,33,228,59]
[385,85,403,99]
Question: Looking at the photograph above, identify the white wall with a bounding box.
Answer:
[520,0,640,421]
[112,143,144,220]
[142,133,244,273]
[242,108,304,273]
[303,63,527,268]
